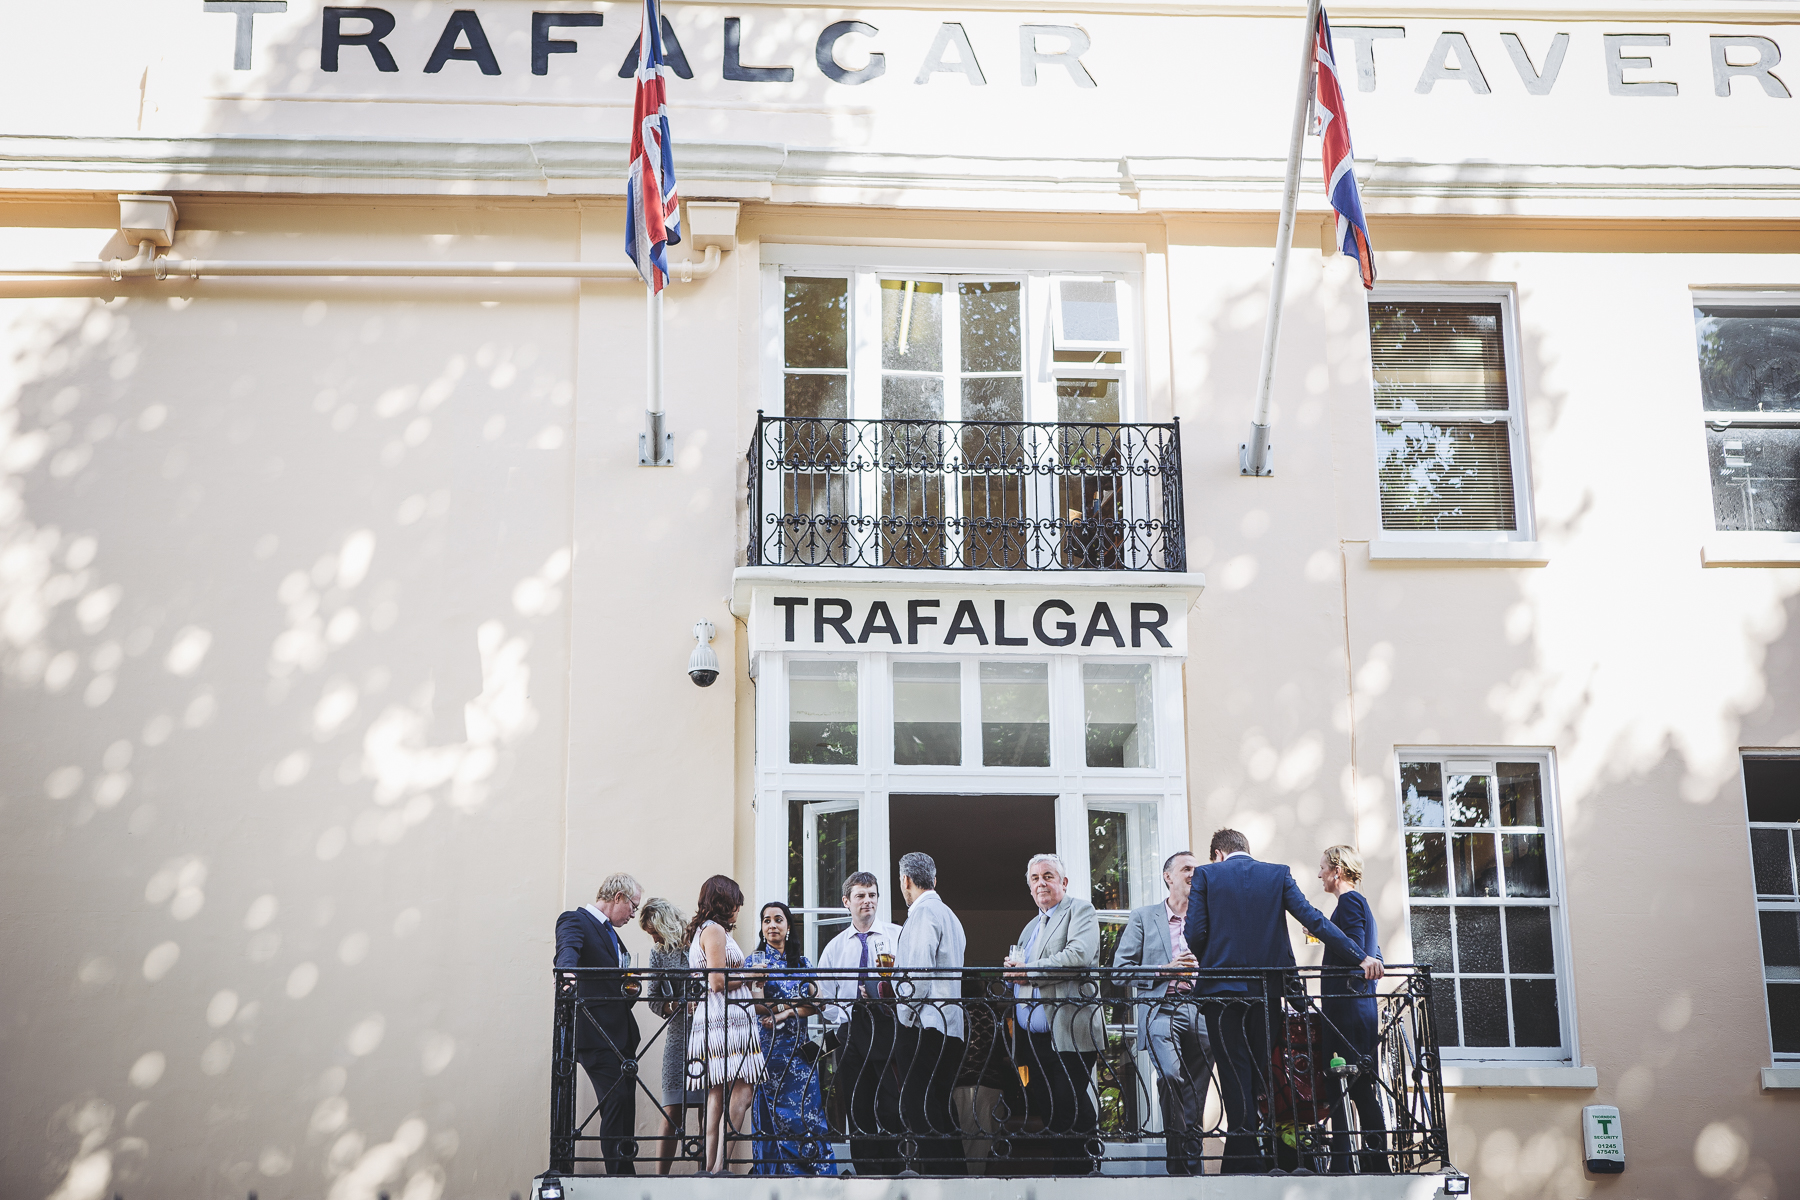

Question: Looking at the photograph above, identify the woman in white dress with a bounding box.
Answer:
[686,874,766,1173]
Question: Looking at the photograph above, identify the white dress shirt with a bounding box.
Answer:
[815,920,904,1025]
[895,889,967,1039]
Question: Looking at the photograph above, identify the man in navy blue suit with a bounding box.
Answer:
[555,871,645,1175]
[1183,830,1382,1174]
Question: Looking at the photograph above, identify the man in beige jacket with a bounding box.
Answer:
[1003,853,1106,1174]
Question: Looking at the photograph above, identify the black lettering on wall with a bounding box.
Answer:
[993,599,1028,646]
[534,11,603,76]
[322,6,398,72]
[1081,602,1125,647]
[858,601,902,644]
[774,596,808,642]
[1033,599,1076,647]
[816,20,885,85]
[907,599,941,645]
[944,599,989,645]
[815,598,854,644]
[425,9,502,74]
[724,17,794,82]
[1130,603,1171,648]
[618,16,694,79]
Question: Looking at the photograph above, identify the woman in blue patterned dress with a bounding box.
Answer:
[744,902,839,1176]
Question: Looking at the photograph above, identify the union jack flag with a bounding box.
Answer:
[1314,9,1375,289]
[626,0,681,292]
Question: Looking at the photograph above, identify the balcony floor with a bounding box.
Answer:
[539,1175,1454,1200]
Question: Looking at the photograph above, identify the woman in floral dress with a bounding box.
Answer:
[744,901,839,1176]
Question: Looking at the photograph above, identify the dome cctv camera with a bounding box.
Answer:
[688,621,719,687]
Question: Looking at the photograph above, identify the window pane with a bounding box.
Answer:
[1089,809,1130,910]
[881,279,943,372]
[1454,907,1503,973]
[1448,773,1492,827]
[883,375,945,421]
[1059,279,1121,343]
[1504,907,1555,974]
[1497,762,1542,826]
[1410,907,1453,972]
[1402,761,1445,826]
[1431,977,1460,1048]
[1695,305,1800,414]
[1406,833,1448,897]
[1745,758,1800,822]
[814,807,859,948]
[1770,983,1800,1054]
[893,662,960,767]
[1502,834,1551,898]
[785,373,847,419]
[1510,979,1561,1047]
[1460,978,1509,1047]
[1057,377,1120,424]
[789,661,858,765]
[1083,663,1154,769]
[1452,833,1499,897]
[1708,427,1800,533]
[962,376,1024,422]
[981,661,1050,767]
[960,281,1022,372]
[785,277,848,369]
[1752,829,1796,897]
[1370,302,1508,412]
[1376,421,1518,532]
[1761,910,1800,977]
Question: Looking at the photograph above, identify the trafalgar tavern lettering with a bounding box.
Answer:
[770,595,1173,649]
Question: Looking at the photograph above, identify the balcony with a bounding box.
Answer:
[745,416,1186,572]
[543,965,1454,1193]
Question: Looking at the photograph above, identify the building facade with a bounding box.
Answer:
[1,0,1798,1197]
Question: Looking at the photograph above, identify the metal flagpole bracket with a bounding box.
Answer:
[1239,426,1273,477]
[640,409,674,466]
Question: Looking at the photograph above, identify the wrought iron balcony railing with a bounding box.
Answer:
[547,965,1450,1179]
[745,415,1186,571]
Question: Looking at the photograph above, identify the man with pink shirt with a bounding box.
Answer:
[1114,851,1211,1176]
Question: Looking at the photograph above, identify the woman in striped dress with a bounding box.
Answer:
[687,875,766,1173]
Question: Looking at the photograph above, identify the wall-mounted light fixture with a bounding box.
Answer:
[688,621,719,687]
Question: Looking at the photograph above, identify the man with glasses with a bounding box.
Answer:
[555,872,645,1174]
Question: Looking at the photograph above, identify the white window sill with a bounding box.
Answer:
[1702,538,1800,567]
[1441,1064,1597,1089]
[1762,1066,1800,1089]
[1368,541,1550,566]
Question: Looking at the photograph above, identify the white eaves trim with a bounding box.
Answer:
[1762,1067,1800,1090]
[1369,541,1550,566]
[1441,1064,1598,1089]
[1703,537,1800,567]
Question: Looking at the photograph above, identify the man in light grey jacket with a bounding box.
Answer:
[895,851,967,1175]
[1114,849,1211,1175]
[1003,853,1105,1174]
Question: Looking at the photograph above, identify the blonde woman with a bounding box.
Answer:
[640,897,703,1175]
[1316,845,1388,1175]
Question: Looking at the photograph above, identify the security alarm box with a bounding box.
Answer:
[1582,1105,1624,1174]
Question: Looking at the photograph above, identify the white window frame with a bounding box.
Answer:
[1691,290,1800,548]
[1393,747,1579,1064]
[1743,750,1800,1064]
[1365,285,1537,544]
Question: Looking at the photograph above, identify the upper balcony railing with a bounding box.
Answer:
[745,415,1186,572]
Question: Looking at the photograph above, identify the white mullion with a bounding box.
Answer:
[1026,273,1059,567]
[943,275,965,564]
[852,271,883,563]
[962,658,982,769]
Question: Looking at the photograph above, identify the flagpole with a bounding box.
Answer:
[645,286,669,464]
[1241,0,1322,478]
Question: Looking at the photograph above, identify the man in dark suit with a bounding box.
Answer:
[1183,830,1382,1174]
[555,872,644,1175]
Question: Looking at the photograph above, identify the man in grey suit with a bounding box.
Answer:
[895,851,968,1175]
[1115,849,1211,1175]
[1003,853,1106,1174]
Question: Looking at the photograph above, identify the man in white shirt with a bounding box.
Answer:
[894,851,968,1175]
[815,871,904,1175]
